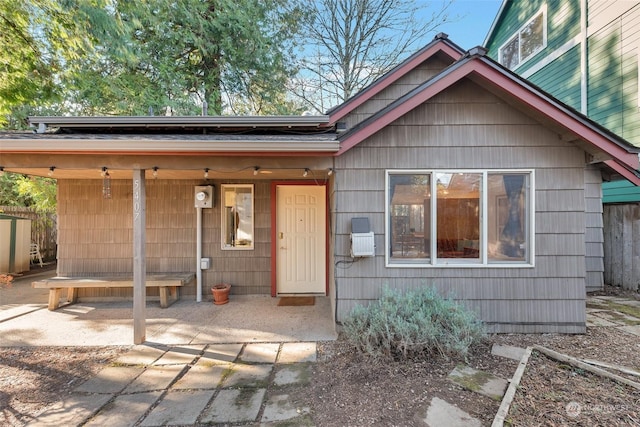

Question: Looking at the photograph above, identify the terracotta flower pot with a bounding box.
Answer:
[212,283,231,305]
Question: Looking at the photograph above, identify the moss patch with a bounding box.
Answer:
[602,302,640,321]
[451,366,493,393]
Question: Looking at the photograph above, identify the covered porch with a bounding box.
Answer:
[0,271,337,346]
[0,115,339,343]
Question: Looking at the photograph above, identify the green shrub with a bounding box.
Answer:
[342,286,486,361]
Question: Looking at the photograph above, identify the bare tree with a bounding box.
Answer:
[293,0,456,113]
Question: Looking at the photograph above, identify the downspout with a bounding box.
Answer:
[580,0,588,115]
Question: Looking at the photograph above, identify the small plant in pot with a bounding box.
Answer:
[212,283,231,305]
[0,274,13,289]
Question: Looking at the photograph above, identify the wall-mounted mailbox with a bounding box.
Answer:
[350,217,375,257]
[194,185,214,208]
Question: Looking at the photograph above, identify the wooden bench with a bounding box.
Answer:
[32,273,195,310]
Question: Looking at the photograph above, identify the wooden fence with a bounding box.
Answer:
[603,204,640,291]
[0,206,57,262]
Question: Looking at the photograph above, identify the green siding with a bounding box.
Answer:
[486,0,581,75]
[528,44,582,110]
[486,0,546,58]
[588,16,640,145]
[603,181,640,203]
[588,21,625,137]
[487,1,640,201]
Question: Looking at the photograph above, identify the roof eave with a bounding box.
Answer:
[327,34,465,125]
[0,138,340,155]
[604,160,640,186]
[28,115,331,133]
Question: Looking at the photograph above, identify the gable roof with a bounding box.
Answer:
[335,47,640,185]
[326,33,465,125]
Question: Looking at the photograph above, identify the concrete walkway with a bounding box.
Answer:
[28,341,317,426]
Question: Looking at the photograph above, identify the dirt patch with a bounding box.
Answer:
[3,285,640,426]
[507,350,640,426]
[296,339,512,426]
[0,346,128,426]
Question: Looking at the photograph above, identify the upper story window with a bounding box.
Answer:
[386,170,534,267]
[221,184,254,250]
[499,7,547,69]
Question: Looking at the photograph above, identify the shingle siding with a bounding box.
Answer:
[333,78,587,333]
[58,179,275,300]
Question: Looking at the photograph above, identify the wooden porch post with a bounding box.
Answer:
[133,169,146,344]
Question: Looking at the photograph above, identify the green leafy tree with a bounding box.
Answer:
[68,0,306,115]
[15,176,57,214]
[0,173,56,214]
[0,0,94,127]
[1,0,306,123]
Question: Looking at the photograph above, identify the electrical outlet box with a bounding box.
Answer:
[351,232,375,257]
[194,185,214,208]
[200,257,211,270]
[350,217,374,257]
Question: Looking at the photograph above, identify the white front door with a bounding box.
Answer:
[276,185,326,294]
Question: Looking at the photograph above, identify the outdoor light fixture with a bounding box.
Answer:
[152,166,159,179]
[204,168,209,179]
[48,166,55,177]
[102,167,111,199]
[327,168,333,176]
[303,168,309,177]
[253,167,259,176]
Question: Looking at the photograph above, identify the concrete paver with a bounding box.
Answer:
[222,363,273,388]
[594,310,640,325]
[27,393,113,427]
[115,345,167,366]
[279,341,317,363]
[172,360,230,390]
[587,316,618,327]
[491,344,526,361]
[273,363,313,387]
[448,365,508,401]
[240,342,280,363]
[201,343,243,362]
[617,325,640,336]
[140,389,215,426]
[83,391,161,427]
[200,388,266,424]
[261,393,311,423]
[123,364,186,393]
[152,345,204,365]
[419,397,482,427]
[614,299,640,308]
[75,366,145,394]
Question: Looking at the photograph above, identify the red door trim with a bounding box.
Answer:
[270,181,329,297]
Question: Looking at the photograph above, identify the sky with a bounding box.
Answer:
[435,0,504,50]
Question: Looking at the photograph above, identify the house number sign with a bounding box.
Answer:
[134,179,141,221]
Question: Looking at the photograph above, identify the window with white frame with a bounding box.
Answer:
[221,184,254,250]
[386,170,533,266]
[499,8,546,69]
